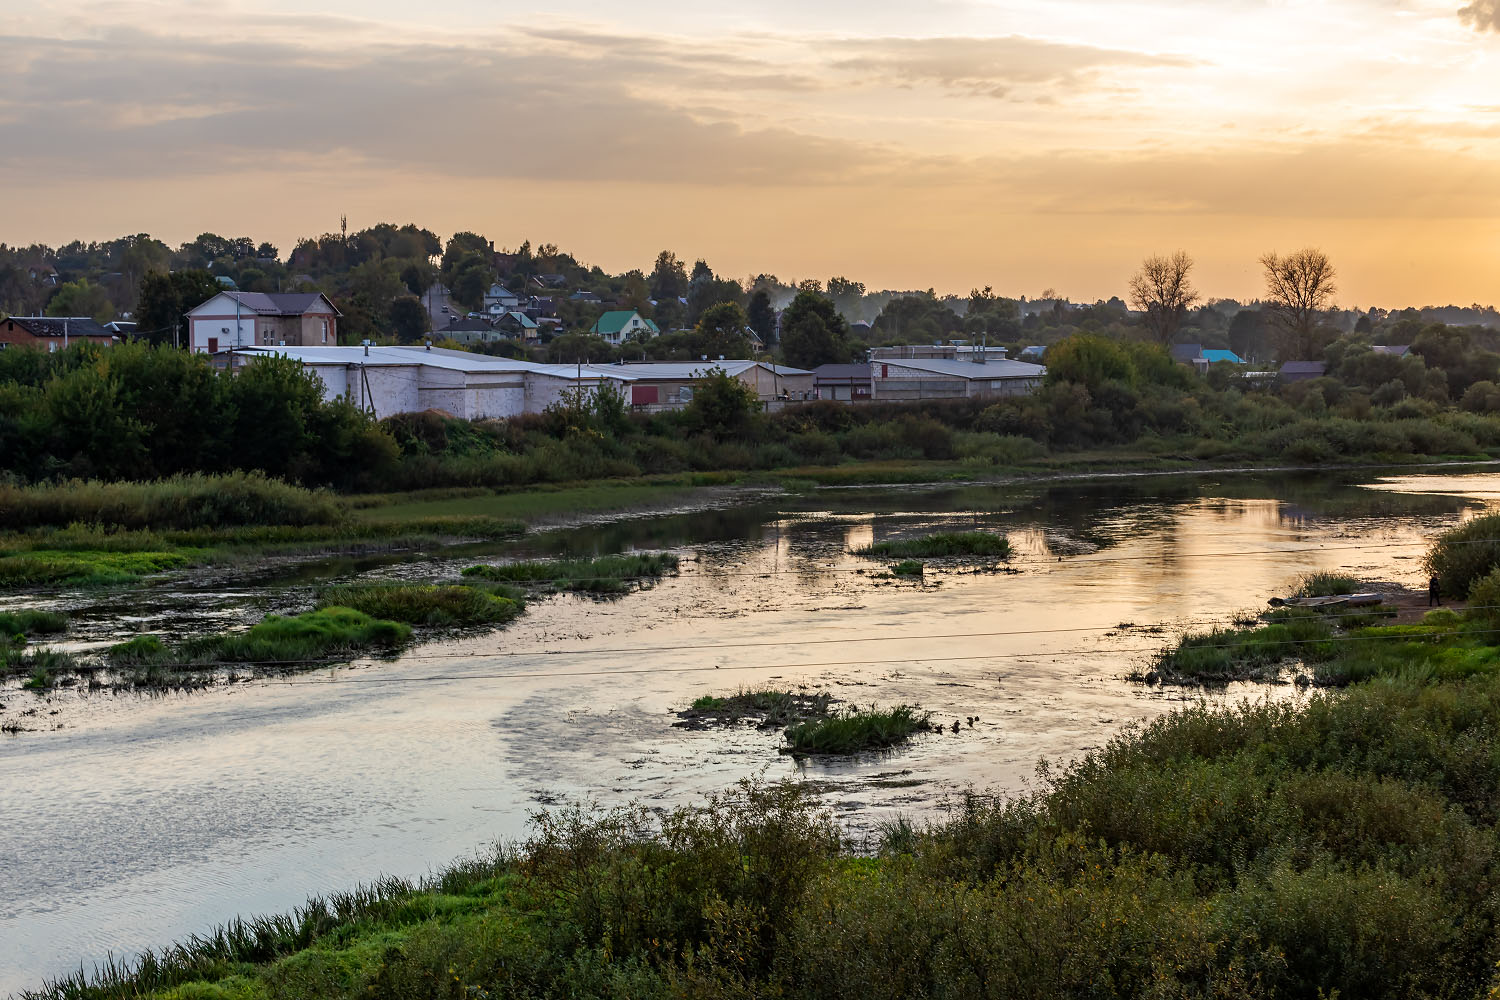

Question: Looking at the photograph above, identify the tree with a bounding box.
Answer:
[779,290,851,369]
[136,270,220,347]
[649,250,688,301]
[390,296,430,344]
[1260,248,1338,361]
[874,294,961,344]
[449,256,494,312]
[400,260,435,297]
[1228,309,1268,361]
[1127,251,1199,346]
[692,301,753,358]
[441,232,491,285]
[747,289,776,346]
[686,368,761,439]
[45,278,114,322]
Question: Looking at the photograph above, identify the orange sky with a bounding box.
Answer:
[4,0,1500,305]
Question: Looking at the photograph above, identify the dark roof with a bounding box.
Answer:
[4,316,113,338]
[214,292,341,317]
[1279,361,1327,375]
[441,317,495,332]
[813,363,872,381]
[1169,343,1202,363]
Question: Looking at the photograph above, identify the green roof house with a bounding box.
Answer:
[590,310,660,345]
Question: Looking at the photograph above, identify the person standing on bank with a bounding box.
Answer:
[1430,575,1442,607]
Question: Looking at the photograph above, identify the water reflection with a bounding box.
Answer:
[1,468,1496,996]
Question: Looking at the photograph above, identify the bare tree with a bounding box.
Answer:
[1128,251,1199,345]
[1260,248,1337,361]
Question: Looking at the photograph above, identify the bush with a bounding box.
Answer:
[1426,514,1500,598]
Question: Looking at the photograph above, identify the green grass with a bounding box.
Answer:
[853,531,1011,561]
[889,559,925,577]
[684,688,834,727]
[316,583,524,627]
[179,607,411,665]
[1296,572,1362,597]
[783,705,931,756]
[0,472,344,531]
[106,634,177,667]
[354,476,727,525]
[0,549,192,587]
[1146,611,1338,683]
[463,552,680,594]
[0,609,67,636]
[2,647,85,686]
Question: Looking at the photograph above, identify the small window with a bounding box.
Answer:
[321,320,329,344]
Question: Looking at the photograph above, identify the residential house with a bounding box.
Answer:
[532,274,568,290]
[186,291,340,354]
[1169,344,1203,365]
[813,363,872,402]
[483,284,521,316]
[870,357,1045,401]
[1201,349,1245,365]
[436,316,502,345]
[103,320,138,336]
[1372,345,1411,358]
[0,315,115,351]
[591,310,660,345]
[1279,361,1327,384]
[495,311,540,341]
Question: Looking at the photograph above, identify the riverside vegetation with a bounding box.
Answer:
[9,334,1500,501]
[4,553,677,694]
[33,523,1500,999]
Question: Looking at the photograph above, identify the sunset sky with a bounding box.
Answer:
[5,0,1500,304]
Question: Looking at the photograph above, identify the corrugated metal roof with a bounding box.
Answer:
[876,357,1045,380]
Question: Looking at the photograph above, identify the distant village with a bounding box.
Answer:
[2,226,1496,421]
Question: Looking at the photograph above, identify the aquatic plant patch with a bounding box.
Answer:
[463,552,680,594]
[784,705,932,756]
[0,550,191,587]
[853,531,1011,561]
[1296,572,1361,597]
[0,609,67,636]
[179,607,412,665]
[678,688,834,729]
[317,583,524,627]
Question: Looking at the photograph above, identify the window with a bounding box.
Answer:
[321,320,329,344]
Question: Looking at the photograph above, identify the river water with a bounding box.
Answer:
[1,468,1494,995]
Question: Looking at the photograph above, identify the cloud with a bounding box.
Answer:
[1459,0,1500,31]
[829,35,1192,98]
[0,27,894,185]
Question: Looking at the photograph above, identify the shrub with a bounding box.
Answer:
[0,472,344,531]
[1426,514,1500,598]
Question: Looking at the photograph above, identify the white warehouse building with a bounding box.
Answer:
[870,357,1046,401]
[233,346,628,420]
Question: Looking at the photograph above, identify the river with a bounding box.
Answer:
[1,468,1493,995]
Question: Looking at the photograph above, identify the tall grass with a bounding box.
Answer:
[0,472,344,531]
[0,609,67,635]
[0,550,190,587]
[853,531,1010,560]
[180,607,411,664]
[317,583,524,627]
[1296,572,1361,597]
[463,552,679,594]
[784,705,931,755]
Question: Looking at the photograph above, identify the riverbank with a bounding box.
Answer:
[4,467,1488,996]
[29,582,1500,1000]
